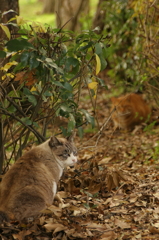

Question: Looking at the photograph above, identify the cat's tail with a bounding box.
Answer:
[0,211,9,223]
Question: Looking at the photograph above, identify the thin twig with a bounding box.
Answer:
[0,108,45,142]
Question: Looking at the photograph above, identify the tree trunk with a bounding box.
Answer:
[0,0,19,172]
[0,0,19,23]
[0,121,4,174]
[55,0,89,31]
[0,0,19,41]
[93,0,106,34]
[42,0,55,14]
[0,0,19,80]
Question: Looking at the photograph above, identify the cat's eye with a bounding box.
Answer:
[63,149,70,157]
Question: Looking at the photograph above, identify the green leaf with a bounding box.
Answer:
[60,126,67,136]
[23,87,32,96]
[6,39,34,51]
[98,53,107,71]
[63,82,73,91]
[13,62,24,73]
[20,51,30,66]
[95,43,103,55]
[76,33,90,44]
[83,203,90,209]
[78,126,83,138]
[45,58,63,73]
[21,117,32,126]
[45,58,56,64]
[29,56,39,69]
[79,41,93,51]
[60,91,73,100]
[33,122,39,128]
[60,104,72,113]
[80,109,95,128]
[53,81,64,88]
[85,191,93,197]
[44,90,52,97]
[65,57,79,74]
[23,88,37,106]
[0,51,6,58]
[68,113,76,132]
[45,58,58,68]
[97,77,107,88]
[68,120,75,133]
[7,105,16,113]
[65,57,79,70]
[35,83,42,92]
[27,95,37,106]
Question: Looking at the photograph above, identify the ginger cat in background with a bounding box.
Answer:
[111,93,151,131]
[0,134,77,223]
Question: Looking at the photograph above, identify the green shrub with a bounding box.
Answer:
[0,16,107,168]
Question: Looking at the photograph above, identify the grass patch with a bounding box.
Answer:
[19,0,56,26]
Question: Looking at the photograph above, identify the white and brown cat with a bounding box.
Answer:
[111,93,151,130]
[0,134,77,222]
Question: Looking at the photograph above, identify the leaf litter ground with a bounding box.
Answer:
[1,87,159,240]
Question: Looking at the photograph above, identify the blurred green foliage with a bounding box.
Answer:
[0,15,107,166]
[98,0,147,90]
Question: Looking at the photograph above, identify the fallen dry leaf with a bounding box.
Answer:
[84,222,108,231]
[114,219,131,229]
[153,221,159,228]
[149,226,159,234]
[47,204,62,217]
[43,223,66,232]
[12,230,32,240]
[100,231,117,240]
[98,157,112,165]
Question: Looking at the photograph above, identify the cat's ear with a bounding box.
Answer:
[67,132,76,142]
[49,136,61,147]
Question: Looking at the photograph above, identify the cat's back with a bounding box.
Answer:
[0,145,54,199]
[129,93,151,116]
[1,146,49,180]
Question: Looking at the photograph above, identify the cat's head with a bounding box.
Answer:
[111,96,132,115]
[49,133,78,167]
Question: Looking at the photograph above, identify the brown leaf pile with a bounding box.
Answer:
[1,86,159,239]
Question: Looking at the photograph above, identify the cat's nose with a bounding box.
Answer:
[72,158,77,163]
